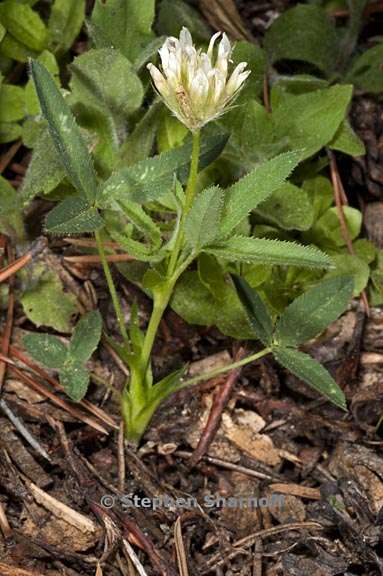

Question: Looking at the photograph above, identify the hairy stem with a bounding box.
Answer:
[95,230,130,347]
[168,130,200,276]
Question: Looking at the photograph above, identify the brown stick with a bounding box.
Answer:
[0,243,15,393]
[328,150,370,315]
[0,140,22,174]
[4,361,109,435]
[0,253,31,283]
[189,346,246,468]
[63,254,135,264]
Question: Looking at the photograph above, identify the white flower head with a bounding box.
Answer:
[147,27,250,132]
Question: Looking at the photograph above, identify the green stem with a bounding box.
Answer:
[168,130,200,276]
[181,347,272,388]
[95,230,130,347]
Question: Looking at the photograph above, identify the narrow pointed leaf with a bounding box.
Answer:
[23,333,68,370]
[30,60,98,201]
[220,150,302,236]
[275,276,354,347]
[232,275,273,345]
[273,347,346,410]
[45,196,104,235]
[184,186,224,249]
[69,310,102,363]
[206,237,332,269]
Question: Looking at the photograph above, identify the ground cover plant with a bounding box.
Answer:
[0,0,383,574]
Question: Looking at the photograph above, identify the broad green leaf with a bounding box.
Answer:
[171,271,254,339]
[0,1,47,52]
[273,85,353,160]
[0,121,22,143]
[264,4,339,74]
[272,74,329,95]
[275,276,354,347]
[48,0,85,55]
[198,253,227,302]
[45,196,104,235]
[21,129,66,204]
[0,34,38,62]
[23,333,68,369]
[60,363,89,401]
[70,48,143,121]
[220,150,302,236]
[329,120,365,157]
[307,206,362,248]
[206,237,332,269]
[0,85,25,122]
[30,60,98,202]
[184,186,224,249]
[256,182,314,231]
[346,43,383,93]
[156,0,211,42]
[69,310,102,364]
[0,22,5,44]
[273,347,346,410]
[325,254,369,296]
[90,0,155,62]
[99,131,228,206]
[232,275,273,345]
[21,268,78,332]
[303,176,333,220]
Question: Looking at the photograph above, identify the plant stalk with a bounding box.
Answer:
[168,130,200,276]
[95,230,130,347]
[181,347,272,388]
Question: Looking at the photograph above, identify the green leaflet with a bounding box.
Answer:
[220,150,302,237]
[70,48,144,121]
[273,347,346,410]
[232,275,273,345]
[23,310,102,402]
[256,182,314,232]
[23,333,68,369]
[69,310,102,364]
[329,120,365,157]
[20,128,66,205]
[21,267,78,333]
[48,0,85,55]
[184,186,224,249]
[0,85,25,123]
[0,1,47,52]
[60,363,90,402]
[171,271,255,340]
[264,4,339,75]
[45,195,104,235]
[206,236,332,269]
[346,43,383,94]
[30,60,98,202]
[90,0,155,62]
[275,276,354,347]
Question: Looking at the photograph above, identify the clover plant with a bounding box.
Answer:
[22,27,355,445]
